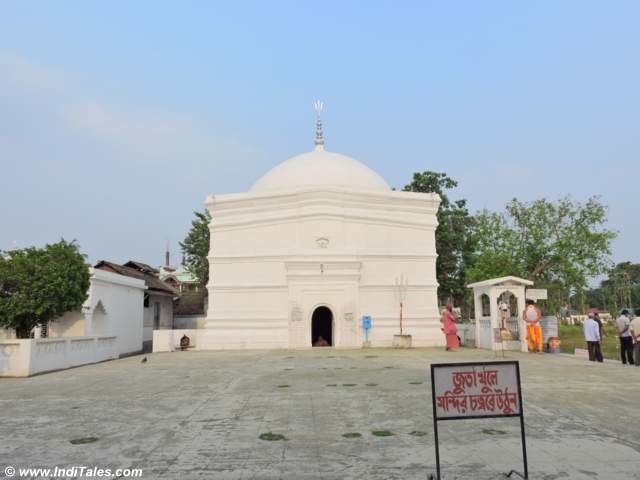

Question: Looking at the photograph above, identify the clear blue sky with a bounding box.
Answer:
[1,1,638,270]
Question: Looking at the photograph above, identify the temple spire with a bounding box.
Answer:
[314,100,324,149]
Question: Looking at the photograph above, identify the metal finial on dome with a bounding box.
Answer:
[314,100,324,148]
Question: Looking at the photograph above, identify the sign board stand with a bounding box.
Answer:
[430,361,528,479]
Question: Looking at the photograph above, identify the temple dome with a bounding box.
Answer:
[250,146,390,193]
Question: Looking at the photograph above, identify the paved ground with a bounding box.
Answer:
[1,347,639,480]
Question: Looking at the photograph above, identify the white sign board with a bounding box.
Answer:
[526,288,547,300]
[432,361,521,419]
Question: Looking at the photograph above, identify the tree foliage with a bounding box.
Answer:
[0,240,90,338]
[584,262,640,314]
[468,196,616,312]
[179,210,212,288]
[403,172,476,307]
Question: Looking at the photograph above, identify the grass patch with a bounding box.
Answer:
[481,428,506,435]
[409,431,428,437]
[69,437,99,445]
[259,432,288,441]
[334,367,343,370]
[365,383,378,387]
[372,430,394,437]
[384,366,393,369]
[326,384,337,387]
[277,384,290,388]
[409,382,423,385]
[284,368,293,370]
[559,324,619,359]
[342,383,357,387]
[365,355,377,358]
[342,432,362,439]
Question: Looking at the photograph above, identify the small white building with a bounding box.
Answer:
[1,268,147,376]
[50,268,148,356]
[94,260,178,351]
[468,276,533,352]
[199,111,443,349]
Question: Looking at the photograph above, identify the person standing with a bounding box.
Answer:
[593,312,605,362]
[630,309,640,367]
[523,300,543,353]
[441,304,459,351]
[615,309,634,365]
[583,312,602,362]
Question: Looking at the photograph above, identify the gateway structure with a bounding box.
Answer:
[200,108,442,349]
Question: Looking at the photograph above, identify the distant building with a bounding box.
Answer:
[159,264,200,293]
[94,260,179,351]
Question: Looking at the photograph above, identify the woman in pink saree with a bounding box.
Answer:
[442,304,459,351]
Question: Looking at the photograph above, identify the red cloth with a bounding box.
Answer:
[443,310,457,335]
[443,310,459,349]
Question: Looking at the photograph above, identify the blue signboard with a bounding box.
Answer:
[362,315,372,343]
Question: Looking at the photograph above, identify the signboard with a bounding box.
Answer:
[526,288,547,301]
[430,361,528,479]
[362,315,372,343]
[432,362,520,419]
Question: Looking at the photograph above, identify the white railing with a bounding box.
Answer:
[0,336,118,377]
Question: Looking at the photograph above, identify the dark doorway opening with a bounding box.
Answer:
[312,306,333,347]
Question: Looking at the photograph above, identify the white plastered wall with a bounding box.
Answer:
[202,187,442,349]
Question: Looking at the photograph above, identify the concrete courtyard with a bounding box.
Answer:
[1,347,639,480]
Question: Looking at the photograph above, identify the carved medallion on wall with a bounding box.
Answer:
[316,237,329,248]
[344,301,354,321]
[290,303,303,322]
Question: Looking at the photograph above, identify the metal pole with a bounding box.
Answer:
[516,363,528,479]
[430,365,441,480]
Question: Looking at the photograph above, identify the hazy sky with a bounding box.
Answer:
[1,1,638,269]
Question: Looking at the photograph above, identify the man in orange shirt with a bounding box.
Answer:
[523,299,543,353]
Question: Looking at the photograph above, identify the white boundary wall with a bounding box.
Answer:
[0,336,118,377]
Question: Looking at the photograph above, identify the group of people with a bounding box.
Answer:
[583,308,640,366]
[440,300,545,353]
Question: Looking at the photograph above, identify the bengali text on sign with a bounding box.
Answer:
[432,363,520,419]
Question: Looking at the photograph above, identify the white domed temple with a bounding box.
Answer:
[200,106,442,349]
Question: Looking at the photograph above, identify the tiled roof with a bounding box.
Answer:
[94,260,179,296]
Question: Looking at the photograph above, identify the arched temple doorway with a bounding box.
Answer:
[311,306,333,346]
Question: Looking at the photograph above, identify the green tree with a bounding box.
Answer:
[584,262,640,314]
[468,196,616,313]
[0,240,90,338]
[179,210,212,287]
[403,172,476,308]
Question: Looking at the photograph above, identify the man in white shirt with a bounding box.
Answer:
[615,309,634,365]
[583,312,602,362]
[629,309,640,367]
